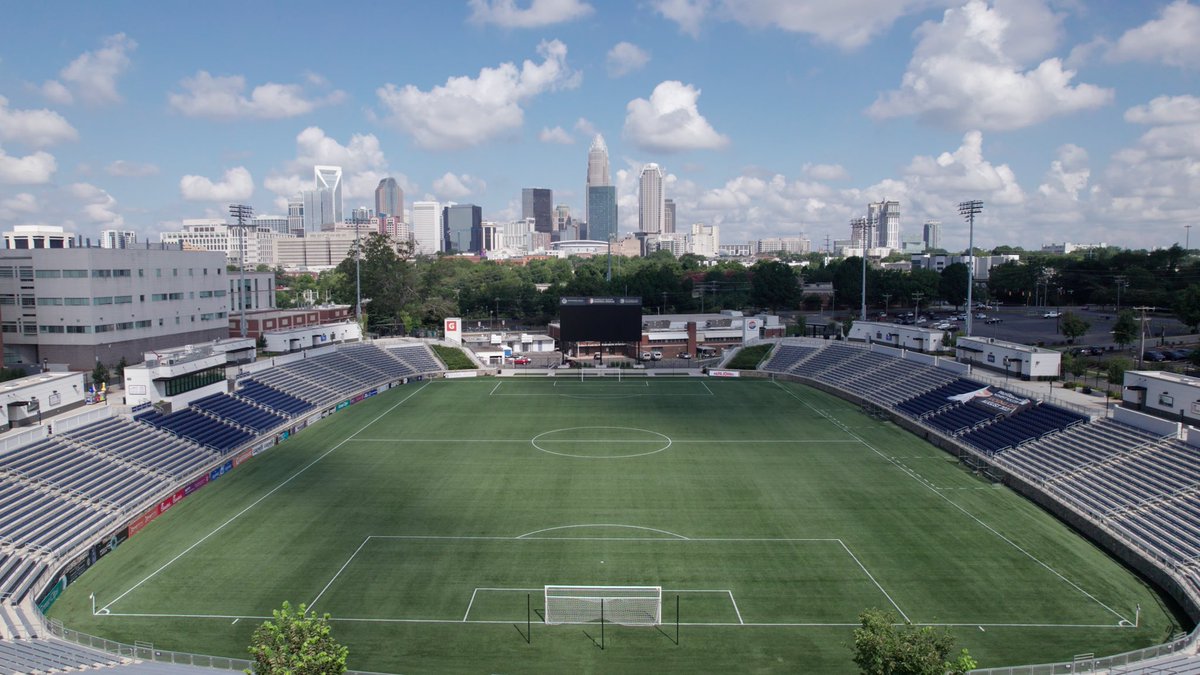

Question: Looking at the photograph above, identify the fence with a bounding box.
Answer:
[968,627,1197,674]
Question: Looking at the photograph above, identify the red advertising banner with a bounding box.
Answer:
[158,488,186,515]
[233,449,253,467]
[127,504,161,537]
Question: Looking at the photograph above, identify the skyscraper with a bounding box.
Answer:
[663,198,676,234]
[443,204,482,254]
[100,229,136,249]
[867,199,900,250]
[555,204,575,239]
[411,201,442,255]
[302,188,335,232]
[638,163,665,234]
[315,165,343,224]
[522,188,553,234]
[923,220,942,251]
[287,195,304,236]
[586,134,614,240]
[375,177,403,220]
[587,186,617,242]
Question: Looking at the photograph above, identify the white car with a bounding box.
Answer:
[1043,311,1061,318]
[934,322,951,330]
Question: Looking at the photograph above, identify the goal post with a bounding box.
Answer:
[543,585,662,626]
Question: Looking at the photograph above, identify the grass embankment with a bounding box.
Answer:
[430,344,476,370]
[726,343,773,369]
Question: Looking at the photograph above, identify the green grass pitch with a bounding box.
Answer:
[48,377,1185,673]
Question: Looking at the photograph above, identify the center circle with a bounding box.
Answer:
[531,426,672,459]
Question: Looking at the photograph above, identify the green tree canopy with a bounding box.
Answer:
[1174,284,1200,332]
[750,260,799,311]
[852,608,976,675]
[1058,311,1090,344]
[1112,310,1139,349]
[247,601,348,675]
[939,263,970,309]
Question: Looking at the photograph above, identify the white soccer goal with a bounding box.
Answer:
[544,585,662,626]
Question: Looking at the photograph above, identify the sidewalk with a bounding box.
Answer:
[966,367,1114,418]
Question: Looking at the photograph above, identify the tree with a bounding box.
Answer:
[749,260,799,311]
[91,361,109,387]
[852,608,975,675]
[1112,310,1139,350]
[247,601,348,675]
[1058,311,1090,344]
[939,263,970,309]
[114,356,128,382]
[1107,357,1132,388]
[1174,284,1200,332]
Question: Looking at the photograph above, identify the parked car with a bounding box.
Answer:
[679,353,692,360]
[1087,346,1105,356]
[1143,350,1166,362]
[1166,348,1191,360]
[651,351,663,360]
[641,352,653,361]
[1043,311,1061,318]
[513,357,531,365]
[974,313,987,320]
[985,317,1003,324]
[934,322,951,330]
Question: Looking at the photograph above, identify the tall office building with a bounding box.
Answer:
[587,186,617,242]
[690,223,720,257]
[253,215,290,235]
[411,201,442,255]
[100,229,137,249]
[663,198,676,234]
[923,220,942,251]
[287,195,304,236]
[349,207,374,224]
[638,163,665,234]
[314,165,343,224]
[302,188,336,232]
[868,199,900,250]
[522,188,553,234]
[375,177,403,220]
[585,134,610,216]
[443,204,482,254]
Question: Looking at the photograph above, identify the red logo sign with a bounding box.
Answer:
[446,320,457,331]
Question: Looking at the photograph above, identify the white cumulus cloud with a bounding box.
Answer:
[70,182,125,228]
[42,33,136,106]
[803,163,849,181]
[1124,95,1200,126]
[168,71,345,120]
[0,96,78,147]
[467,0,594,27]
[607,42,650,77]
[1110,0,1200,69]
[0,146,56,184]
[376,40,580,149]
[868,0,1112,131]
[721,0,947,51]
[179,167,254,202]
[623,80,729,152]
[651,0,712,38]
[433,172,487,199]
[265,126,414,204]
[538,126,574,144]
[106,160,160,177]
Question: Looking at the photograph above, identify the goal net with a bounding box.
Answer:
[544,585,662,626]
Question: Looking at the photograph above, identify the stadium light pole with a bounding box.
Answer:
[860,249,867,321]
[958,200,983,337]
[229,204,254,339]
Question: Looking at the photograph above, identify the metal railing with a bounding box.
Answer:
[44,617,253,671]
[969,627,1197,674]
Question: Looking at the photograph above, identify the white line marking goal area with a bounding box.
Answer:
[89,531,1130,629]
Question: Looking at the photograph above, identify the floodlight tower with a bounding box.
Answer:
[958,200,984,337]
[229,204,254,338]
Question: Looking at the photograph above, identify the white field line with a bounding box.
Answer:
[517,524,690,539]
[728,591,745,625]
[347,438,860,444]
[462,588,478,622]
[98,382,431,614]
[308,536,374,612]
[771,380,1132,625]
[489,381,501,396]
[702,380,714,396]
[95,611,1132,630]
[838,540,910,623]
[553,380,649,387]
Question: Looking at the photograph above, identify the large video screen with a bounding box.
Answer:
[559,297,642,342]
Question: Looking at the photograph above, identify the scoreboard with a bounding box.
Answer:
[558,297,642,342]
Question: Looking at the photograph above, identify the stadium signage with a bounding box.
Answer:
[709,370,740,378]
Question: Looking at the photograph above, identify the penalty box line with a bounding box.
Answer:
[771,380,1135,627]
[465,587,743,624]
[304,534,901,624]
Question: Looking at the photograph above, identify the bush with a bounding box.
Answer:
[430,344,475,370]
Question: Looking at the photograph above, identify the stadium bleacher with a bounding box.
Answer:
[135,409,253,454]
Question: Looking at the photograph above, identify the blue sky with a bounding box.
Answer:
[0,0,1197,251]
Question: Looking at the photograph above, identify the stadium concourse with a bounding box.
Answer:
[0,339,447,673]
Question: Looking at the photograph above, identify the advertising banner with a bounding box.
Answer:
[127,503,162,537]
[708,370,740,378]
[949,386,1033,416]
[336,400,351,411]
[233,448,254,467]
[444,317,462,344]
[37,577,65,613]
[183,474,209,496]
[352,393,365,404]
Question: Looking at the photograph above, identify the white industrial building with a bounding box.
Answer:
[0,245,230,371]
[847,321,946,353]
[0,371,87,429]
[123,338,255,408]
[1122,370,1200,427]
[955,336,1061,380]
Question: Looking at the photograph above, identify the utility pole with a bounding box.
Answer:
[228,204,254,339]
[958,200,983,337]
[1135,306,1151,368]
[882,293,892,317]
[1115,275,1128,314]
[1187,224,1193,252]
[912,291,924,323]
[860,250,868,321]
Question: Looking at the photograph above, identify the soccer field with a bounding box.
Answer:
[48,377,1184,673]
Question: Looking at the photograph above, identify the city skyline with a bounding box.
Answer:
[0,2,1197,252]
